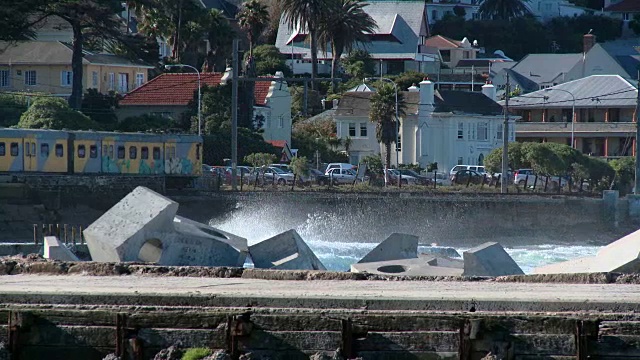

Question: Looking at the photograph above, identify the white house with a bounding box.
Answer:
[427,0,481,24]
[334,79,514,172]
[526,0,588,21]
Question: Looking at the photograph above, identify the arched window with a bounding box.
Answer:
[478,153,484,166]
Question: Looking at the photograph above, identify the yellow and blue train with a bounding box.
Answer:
[0,128,202,176]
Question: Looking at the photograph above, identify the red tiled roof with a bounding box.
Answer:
[266,140,287,148]
[605,0,640,12]
[424,35,462,49]
[120,73,271,106]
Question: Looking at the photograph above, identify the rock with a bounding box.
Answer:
[351,255,463,276]
[463,242,524,277]
[153,345,183,360]
[0,342,10,360]
[84,187,247,267]
[480,353,499,360]
[43,236,79,261]
[358,233,418,264]
[249,229,325,270]
[102,354,121,360]
[203,350,231,360]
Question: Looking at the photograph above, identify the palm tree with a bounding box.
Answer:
[478,0,531,20]
[237,0,270,58]
[369,83,406,172]
[279,0,326,88]
[318,0,376,91]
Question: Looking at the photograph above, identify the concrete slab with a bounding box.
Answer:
[83,186,247,267]
[249,230,326,270]
[43,236,79,261]
[463,242,524,277]
[535,227,640,274]
[351,255,463,276]
[358,233,419,264]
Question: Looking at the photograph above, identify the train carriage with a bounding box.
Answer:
[0,129,70,173]
[164,134,202,176]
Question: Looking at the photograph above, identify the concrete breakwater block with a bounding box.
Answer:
[535,227,640,274]
[249,229,326,270]
[84,186,247,267]
[357,233,419,264]
[351,255,464,276]
[463,242,524,277]
[43,236,79,261]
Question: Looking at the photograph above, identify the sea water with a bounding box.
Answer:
[210,208,602,274]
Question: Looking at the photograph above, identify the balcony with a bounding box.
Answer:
[516,122,636,137]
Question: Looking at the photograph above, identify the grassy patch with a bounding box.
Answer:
[182,348,212,360]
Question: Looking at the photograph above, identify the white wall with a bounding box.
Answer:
[262,78,292,145]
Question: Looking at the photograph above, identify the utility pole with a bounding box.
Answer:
[635,79,640,194]
[231,39,239,191]
[501,73,510,194]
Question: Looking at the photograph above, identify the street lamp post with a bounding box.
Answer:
[165,64,201,136]
[364,77,401,188]
[545,88,576,149]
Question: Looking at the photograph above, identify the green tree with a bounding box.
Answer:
[479,0,532,20]
[369,83,406,171]
[0,94,31,127]
[290,85,324,120]
[392,71,428,92]
[117,114,174,132]
[18,97,98,130]
[453,5,466,17]
[484,142,528,174]
[81,89,119,131]
[610,157,635,194]
[631,14,640,35]
[237,0,270,58]
[279,0,327,88]
[342,49,375,79]
[362,154,382,175]
[249,45,292,76]
[290,155,309,188]
[203,129,278,165]
[317,0,377,91]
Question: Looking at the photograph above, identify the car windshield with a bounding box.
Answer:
[271,167,285,174]
[347,169,357,176]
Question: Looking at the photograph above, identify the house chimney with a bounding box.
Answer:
[220,66,233,85]
[407,83,419,92]
[481,81,496,101]
[419,78,435,115]
[583,33,596,54]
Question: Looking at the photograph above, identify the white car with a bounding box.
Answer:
[384,169,419,185]
[326,168,366,185]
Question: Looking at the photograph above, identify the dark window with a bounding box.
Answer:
[90,145,97,158]
[0,142,4,156]
[196,144,201,160]
[55,144,63,157]
[108,145,114,158]
[41,144,49,157]
[348,123,356,137]
[141,146,149,160]
[441,50,451,62]
[129,146,137,159]
[117,146,125,159]
[10,143,18,156]
[153,147,160,160]
[78,145,86,158]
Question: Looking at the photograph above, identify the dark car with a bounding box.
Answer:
[307,168,330,186]
[451,169,485,185]
[397,169,429,185]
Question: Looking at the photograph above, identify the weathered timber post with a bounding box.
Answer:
[341,318,354,359]
[33,224,38,245]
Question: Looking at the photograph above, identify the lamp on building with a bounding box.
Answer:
[544,88,576,149]
[165,64,201,136]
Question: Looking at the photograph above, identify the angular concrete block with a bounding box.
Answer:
[249,229,326,270]
[43,236,79,261]
[84,186,247,267]
[358,233,419,264]
[463,242,524,277]
[351,255,463,276]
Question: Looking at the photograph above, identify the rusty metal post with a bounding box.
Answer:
[71,226,77,245]
[55,224,60,238]
[115,313,126,358]
[48,224,53,236]
[41,223,46,237]
[79,225,84,244]
[63,224,68,244]
[341,318,354,359]
[576,320,599,360]
[33,224,38,245]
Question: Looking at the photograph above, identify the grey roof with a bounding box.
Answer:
[336,89,502,117]
[508,53,583,91]
[505,75,637,109]
[199,0,239,18]
[275,1,426,61]
[348,83,376,92]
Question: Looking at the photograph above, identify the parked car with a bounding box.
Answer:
[451,169,485,185]
[514,169,566,189]
[449,165,486,177]
[245,166,295,185]
[325,163,356,174]
[306,168,330,186]
[397,169,429,185]
[384,169,420,185]
[326,168,367,185]
[224,166,251,183]
[270,163,292,173]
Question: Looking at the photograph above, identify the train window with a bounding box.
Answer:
[90,145,97,158]
[153,147,160,160]
[10,143,18,156]
[31,143,35,157]
[55,144,63,157]
[141,147,149,160]
[0,142,5,156]
[129,146,137,159]
[25,143,30,156]
[117,146,125,159]
[165,146,176,159]
[41,144,49,157]
[78,145,86,158]
[108,145,114,158]
[196,144,201,160]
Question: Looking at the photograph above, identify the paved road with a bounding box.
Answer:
[2,275,640,312]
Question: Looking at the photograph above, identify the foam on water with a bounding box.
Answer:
[210,203,603,274]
